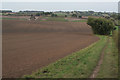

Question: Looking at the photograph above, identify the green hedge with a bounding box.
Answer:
[87,17,115,35]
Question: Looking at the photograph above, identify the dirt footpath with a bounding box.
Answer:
[90,38,109,78]
[2,20,99,78]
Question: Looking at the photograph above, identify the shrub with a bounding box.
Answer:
[65,15,67,17]
[36,13,40,16]
[87,17,115,35]
[72,14,77,17]
[51,14,57,17]
[79,15,82,18]
[44,12,52,16]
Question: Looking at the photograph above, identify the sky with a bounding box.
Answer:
[1,0,119,12]
[2,0,120,2]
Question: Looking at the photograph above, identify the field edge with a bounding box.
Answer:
[24,35,108,78]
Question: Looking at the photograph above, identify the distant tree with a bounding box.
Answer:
[44,12,48,15]
[36,13,41,16]
[111,14,118,20]
[97,12,102,16]
[65,15,67,17]
[78,15,82,18]
[88,11,94,14]
[40,12,52,16]
[117,13,120,20]
[30,14,36,20]
[72,14,77,17]
[51,14,57,17]
[54,14,57,17]
[51,14,54,17]
[87,17,115,35]
[1,10,12,13]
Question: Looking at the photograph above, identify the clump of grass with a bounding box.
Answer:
[24,36,107,78]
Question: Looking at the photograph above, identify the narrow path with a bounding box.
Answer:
[90,37,109,78]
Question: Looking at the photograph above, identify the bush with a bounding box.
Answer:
[51,14,57,17]
[35,13,40,16]
[72,14,77,17]
[44,12,52,16]
[79,15,82,18]
[87,17,115,35]
[65,15,67,17]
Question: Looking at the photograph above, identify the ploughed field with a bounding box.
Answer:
[2,20,99,78]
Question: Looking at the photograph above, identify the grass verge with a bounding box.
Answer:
[24,36,107,78]
[96,37,118,78]
[72,20,87,22]
[0,17,27,20]
[46,17,68,22]
[97,27,118,78]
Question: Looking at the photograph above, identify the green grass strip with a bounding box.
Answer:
[0,17,27,20]
[96,37,118,78]
[72,20,87,22]
[46,17,68,22]
[24,36,107,78]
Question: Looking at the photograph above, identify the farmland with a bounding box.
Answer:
[1,16,87,22]
[1,4,119,78]
[2,19,99,78]
[24,36,107,78]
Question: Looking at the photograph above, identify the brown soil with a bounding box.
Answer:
[2,16,30,19]
[2,20,99,78]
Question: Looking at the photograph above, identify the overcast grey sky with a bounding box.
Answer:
[2,0,120,2]
[2,2,118,12]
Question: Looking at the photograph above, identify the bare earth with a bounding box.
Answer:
[2,20,99,78]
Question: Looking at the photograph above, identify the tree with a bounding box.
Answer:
[65,15,67,17]
[87,17,115,35]
[88,11,94,14]
[36,13,40,16]
[111,13,119,20]
[1,10,12,13]
[30,14,36,20]
[44,12,52,16]
[51,14,57,17]
[78,15,82,18]
[72,14,77,17]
